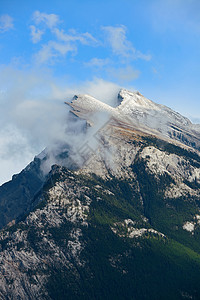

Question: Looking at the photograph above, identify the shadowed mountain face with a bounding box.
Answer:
[0,158,45,229]
[0,89,200,299]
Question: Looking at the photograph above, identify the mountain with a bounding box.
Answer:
[0,157,45,229]
[68,89,200,150]
[0,89,200,299]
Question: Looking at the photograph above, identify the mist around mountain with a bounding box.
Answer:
[0,89,200,299]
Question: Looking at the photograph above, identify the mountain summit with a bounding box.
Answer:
[68,89,200,150]
[0,89,200,299]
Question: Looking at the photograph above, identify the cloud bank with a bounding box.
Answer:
[0,65,120,185]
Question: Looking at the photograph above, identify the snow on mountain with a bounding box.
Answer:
[117,89,161,111]
[67,88,200,150]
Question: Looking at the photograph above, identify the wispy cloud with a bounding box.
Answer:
[102,25,151,61]
[30,25,44,43]
[0,14,14,33]
[32,11,60,29]
[35,40,76,64]
[30,11,99,64]
[30,12,150,68]
[53,28,99,46]
[85,57,111,68]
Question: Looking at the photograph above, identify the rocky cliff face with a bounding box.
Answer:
[0,89,200,299]
[0,157,45,229]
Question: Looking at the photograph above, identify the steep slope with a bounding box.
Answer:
[117,89,200,150]
[0,144,76,230]
[0,157,45,229]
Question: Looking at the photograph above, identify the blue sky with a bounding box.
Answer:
[0,0,200,184]
[1,0,200,115]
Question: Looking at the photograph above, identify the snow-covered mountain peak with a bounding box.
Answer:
[69,94,115,114]
[65,88,200,151]
[117,88,160,111]
[67,89,162,122]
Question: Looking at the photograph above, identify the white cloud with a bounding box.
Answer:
[30,11,99,64]
[0,125,37,185]
[102,25,132,57]
[81,32,99,46]
[33,28,99,64]
[78,78,120,106]
[30,25,44,43]
[50,77,120,106]
[35,40,76,64]
[30,12,149,68]
[102,25,151,61]
[0,65,122,185]
[53,28,99,46]
[85,57,111,68]
[0,14,14,33]
[32,11,60,29]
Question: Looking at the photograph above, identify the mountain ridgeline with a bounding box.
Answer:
[0,89,200,299]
